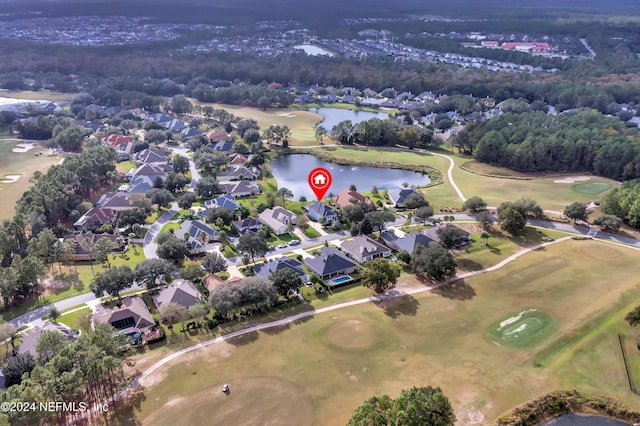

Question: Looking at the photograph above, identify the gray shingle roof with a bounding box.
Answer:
[153,280,203,308]
[305,247,357,277]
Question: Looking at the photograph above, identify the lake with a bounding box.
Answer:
[308,107,389,131]
[293,44,335,57]
[269,154,430,201]
[540,414,631,426]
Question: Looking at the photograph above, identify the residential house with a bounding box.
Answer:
[180,127,201,138]
[175,220,218,253]
[216,165,259,181]
[219,181,260,197]
[333,189,373,209]
[16,322,78,358]
[119,175,155,194]
[96,191,136,211]
[232,218,262,235]
[93,296,155,337]
[415,91,436,102]
[381,230,435,254]
[388,188,420,208]
[135,147,168,165]
[304,202,339,225]
[341,235,391,263]
[73,207,118,232]
[212,140,235,154]
[204,194,239,211]
[253,257,310,284]
[258,207,297,235]
[304,246,358,280]
[228,153,248,165]
[422,223,470,246]
[62,233,124,261]
[204,275,242,294]
[103,134,134,148]
[205,129,233,144]
[153,280,204,309]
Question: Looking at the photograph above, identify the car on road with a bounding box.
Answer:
[267,245,275,251]
[277,243,288,249]
[289,240,301,246]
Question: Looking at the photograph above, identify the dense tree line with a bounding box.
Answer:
[0,324,132,425]
[454,109,640,181]
[601,178,640,228]
[16,145,118,228]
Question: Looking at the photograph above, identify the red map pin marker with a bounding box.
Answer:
[308,167,332,201]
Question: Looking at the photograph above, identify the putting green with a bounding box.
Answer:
[571,181,613,195]
[486,309,555,348]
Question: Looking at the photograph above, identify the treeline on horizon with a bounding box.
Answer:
[452,109,640,181]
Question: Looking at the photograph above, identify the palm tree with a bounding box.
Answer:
[480,231,490,247]
[48,306,60,322]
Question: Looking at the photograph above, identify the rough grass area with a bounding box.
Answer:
[131,240,640,426]
[0,89,74,102]
[0,139,63,221]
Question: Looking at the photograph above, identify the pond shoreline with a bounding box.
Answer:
[281,146,443,188]
[497,390,640,426]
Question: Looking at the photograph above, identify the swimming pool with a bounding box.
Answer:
[330,275,353,285]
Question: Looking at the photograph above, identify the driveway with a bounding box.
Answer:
[143,202,180,259]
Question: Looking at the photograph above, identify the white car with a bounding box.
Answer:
[277,243,288,249]
[222,384,230,393]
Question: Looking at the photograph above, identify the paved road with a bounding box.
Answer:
[143,203,180,259]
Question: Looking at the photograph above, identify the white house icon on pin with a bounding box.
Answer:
[314,173,326,186]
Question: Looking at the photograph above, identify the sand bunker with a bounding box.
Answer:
[554,176,591,184]
[12,143,37,153]
[1,174,21,183]
[277,112,297,118]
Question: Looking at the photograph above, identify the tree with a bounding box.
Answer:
[0,323,16,355]
[626,306,640,327]
[277,187,293,208]
[415,205,434,223]
[403,192,428,209]
[393,387,456,426]
[202,251,227,274]
[269,268,302,298]
[3,353,36,387]
[47,306,60,322]
[177,192,197,209]
[411,243,456,281]
[462,196,487,213]
[146,188,174,208]
[563,201,587,223]
[593,214,622,232]
[90,266,134,300]
[436,226,466,249]
[169,95,192,114]
[172,154,190,174]
[314,125,327,144]
[165,173,190,194]
[159,302,188,327]
[195,176,221,199]
[134,258,173,288]
[480,231,491,247]
[207,207,235,227]
[331,120,354,144]
[81,237,97,277]
[475,211,494,229]
[361,258,401,294]
[187,303,209,321]
[116,208,147,232]
[94,237,114,268]
[348,386,455,426]
[180,261,206,282]
[237,232,268,264]
[257,96,271,110]
[35,330,67,364]
[497,207,527,235]
[364,210,396,235]
[297,214,309,229]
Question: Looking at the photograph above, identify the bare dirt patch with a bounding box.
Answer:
[554,176,591,184]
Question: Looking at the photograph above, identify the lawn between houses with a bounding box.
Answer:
[129,239,640,426]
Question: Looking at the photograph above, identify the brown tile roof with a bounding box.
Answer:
[333,189,372,209]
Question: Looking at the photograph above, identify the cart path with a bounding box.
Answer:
[133,236,573,387]
[429,151,467,202]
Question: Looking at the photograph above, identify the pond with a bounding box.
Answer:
[269,154,430,201]
[308,107,389,131]
[293,44,335,57]
[540,414,631,426]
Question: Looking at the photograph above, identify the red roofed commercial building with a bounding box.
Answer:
[481,41,499,47]
[502,42,550,52]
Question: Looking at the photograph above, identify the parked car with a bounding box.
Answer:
[277,243,288,249]
[289,240,300,246]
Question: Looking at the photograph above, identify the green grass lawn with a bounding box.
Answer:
[116,160,136,173]
[160,223,180,234]
[0,140,63,221]
[130,239,640,425]
[302,226,321,238]
[74,243,146,285]
[447,153,620,211]
[57,307,92,332]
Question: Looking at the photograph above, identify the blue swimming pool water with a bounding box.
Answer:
[331,275,352,284]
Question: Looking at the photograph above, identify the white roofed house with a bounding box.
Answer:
[341,235,391,264]
[258,207,297,235]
